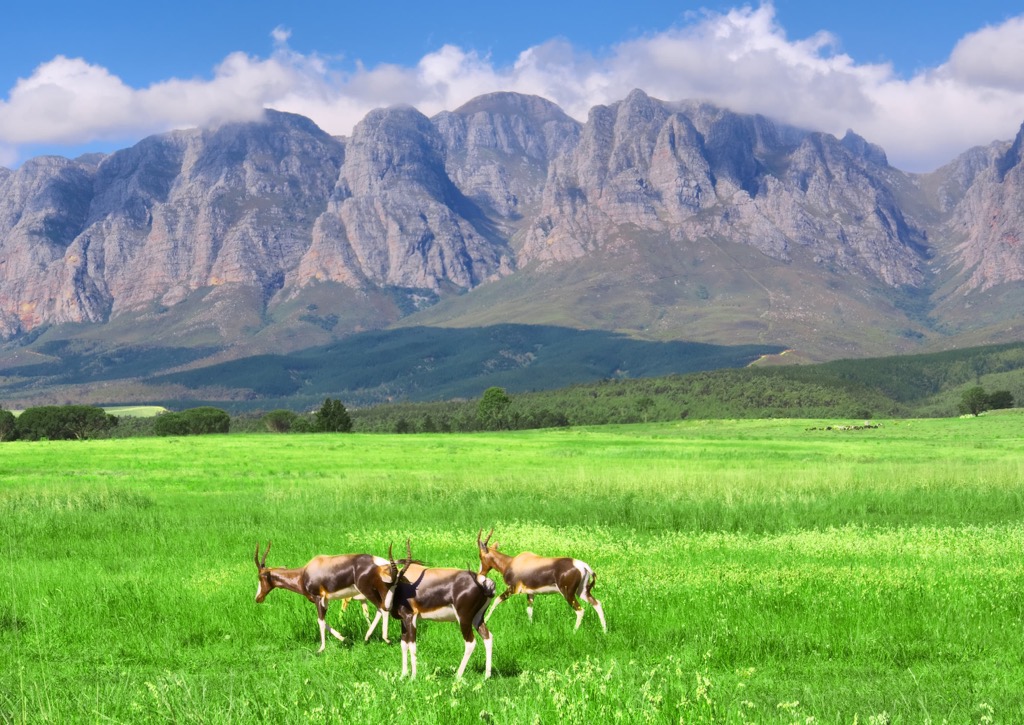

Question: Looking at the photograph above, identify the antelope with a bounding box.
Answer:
[387,540,496,679]
[476,528,607,633]
[253,541,405,652]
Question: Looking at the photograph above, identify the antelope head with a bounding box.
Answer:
[384,539,412,611]
[254,541,273,602]
[476,528,502,576]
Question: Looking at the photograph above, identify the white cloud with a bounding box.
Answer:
[2,4,1024,171]
[947,16,1024,91]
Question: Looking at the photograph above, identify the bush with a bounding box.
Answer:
[154,407,230,436]
[14,405,117,441]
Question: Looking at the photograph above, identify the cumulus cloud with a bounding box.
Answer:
[3,4,1024,171]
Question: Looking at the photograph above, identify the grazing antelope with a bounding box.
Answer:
[476,528,607,633]
[253,541,404,652]
[387,540,495,679]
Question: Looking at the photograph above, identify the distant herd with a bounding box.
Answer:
[253,529,606,679]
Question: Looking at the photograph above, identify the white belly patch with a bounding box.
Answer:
[325,585,359,600]
[418,604,459,622]
[523,583,561,595]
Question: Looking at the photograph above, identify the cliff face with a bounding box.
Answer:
[1,91,1023,357]
[934,123,1024,294]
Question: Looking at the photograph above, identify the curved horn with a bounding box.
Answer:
[398,538,413,580]
[260,541,271,569]
[254,542,261,569]
[388,542,398,582]
[483,528,494,548]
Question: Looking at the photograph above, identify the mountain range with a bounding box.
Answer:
[2,89,1023,406]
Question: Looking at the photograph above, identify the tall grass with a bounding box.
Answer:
[1,415,1023,722]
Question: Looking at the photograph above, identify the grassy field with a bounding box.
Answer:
[1,414,1023,723]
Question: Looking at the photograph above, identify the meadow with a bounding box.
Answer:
[1,414,1023,723]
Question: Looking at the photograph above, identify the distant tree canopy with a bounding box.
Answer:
[14,405,118,440]
[154,407,231,436]
[314,398,352,433]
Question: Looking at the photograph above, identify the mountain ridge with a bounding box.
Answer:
[2,90,1024,405]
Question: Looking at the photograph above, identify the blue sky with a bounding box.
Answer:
[3,1,1024,171]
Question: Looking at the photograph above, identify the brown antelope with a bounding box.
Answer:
[387,540,496,679]
[476,529,607,633]
[253,541,404,652]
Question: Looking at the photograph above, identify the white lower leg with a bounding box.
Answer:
[455,639,476,679]
[364,610,381,641]
[410,641,418,679]
[593,601,607,633]
[317,617,327,652]
[527,605,534,622]
[381,611,389,643]
[574,608,584,631]
[360,602,371,624]
[483,635,493,678]
[328,625,345,642]
[401,640,409,678]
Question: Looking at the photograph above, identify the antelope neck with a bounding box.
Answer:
[269,567,307,595]
[486,549,513,573]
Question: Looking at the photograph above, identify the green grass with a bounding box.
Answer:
[1,415,1023,722]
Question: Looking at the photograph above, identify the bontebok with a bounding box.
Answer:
[388,540,495,679]
[253,541,401,651]
[477,528,607,632]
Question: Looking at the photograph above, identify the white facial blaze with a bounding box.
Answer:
[255,581,261,601]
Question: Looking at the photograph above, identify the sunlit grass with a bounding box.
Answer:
[1,416,1023,722]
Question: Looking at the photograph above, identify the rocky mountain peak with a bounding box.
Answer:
[2,91,1024,361]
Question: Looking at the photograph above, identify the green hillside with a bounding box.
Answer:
[348,341,1024,431]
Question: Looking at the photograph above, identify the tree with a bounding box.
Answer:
[314,398,352,432]
[477,387,511,430]
[0,408,16,441]
[263,409,299,433]
[959,386,990,416]
[14,405,117,440]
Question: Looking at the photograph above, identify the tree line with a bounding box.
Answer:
[1,361,1017,441]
